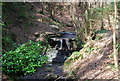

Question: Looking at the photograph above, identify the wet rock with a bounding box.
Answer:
[46,73,58,79]
[52,51,66,63]
[45,67,55,72]
[47,32,76,50]
[34,32,40,37]
[20,63,64,80]
[45,32,55,35]
[49,25,60,32]
[36,74,46,78]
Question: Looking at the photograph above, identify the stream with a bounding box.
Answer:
[18,32,76,81]
[19,49,70,81]
[20,63,64,80]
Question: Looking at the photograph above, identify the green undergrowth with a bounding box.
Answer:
[2,40,48,76]
[2,35,18,52]
[2,2,34,27]
[65,51,83,65]
[95,29,108,34]
[64,29,108,67]
[64,40,99,74]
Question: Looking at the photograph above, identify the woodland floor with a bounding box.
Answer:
[8,3,75,44]
[2,3,75,81]
[2,3,120,81]
[64,30,120,80]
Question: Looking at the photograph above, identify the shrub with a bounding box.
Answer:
[2,35,17,52]
[2,3,34,27]
[2,40,48,76]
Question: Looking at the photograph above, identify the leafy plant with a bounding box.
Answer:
[95,29,108,34]
[69,51,83,62]
[76,37,85,49]
[86,47,91,54]
[2,40,48,76]
[2,35,17,52]
[108,63,120,70]
[116,43,120,50]
[86,47,99,54]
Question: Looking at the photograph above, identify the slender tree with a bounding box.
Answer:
[113,0,119,76]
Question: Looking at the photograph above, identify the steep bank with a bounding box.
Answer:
[64,30,120,79]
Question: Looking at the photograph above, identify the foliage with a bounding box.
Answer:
[87,6,112,20]
[63,51,83,77]
[2,35,17,52]
[73,3,114,42]
[116,43,120,50]
[65,51,83,65]
[2,40,48,76]
[95,29,108,34]
[71,51,83,61]
[108,63,120,70]
[110,2,120,14]
[2,2,34,27]
[76,37,85,49]
[0,20,4,26]
[86,47,99,54]
[117,2,120,14]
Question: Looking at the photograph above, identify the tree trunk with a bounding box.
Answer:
[113,0,119,78]
[100,0,104,30]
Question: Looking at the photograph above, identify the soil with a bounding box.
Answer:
[3,3,120,81]
[3,3,75,81]
[64,30,120,79]
[7,3,75,44]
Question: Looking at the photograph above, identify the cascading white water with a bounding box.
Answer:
[46,32,76,63]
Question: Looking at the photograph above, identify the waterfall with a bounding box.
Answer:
[46,32,76,63]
